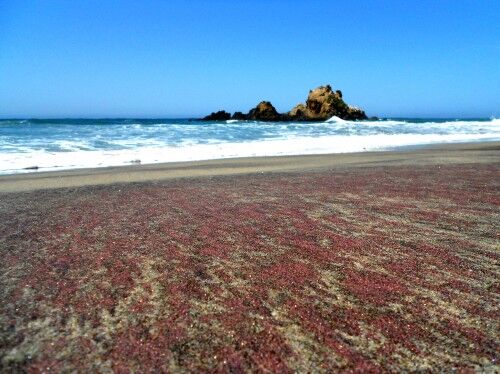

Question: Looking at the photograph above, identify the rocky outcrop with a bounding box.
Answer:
[247,101,282,121]
[231,111,247,120]
[203,110,231,121]
[288,103,307,119]
[346,106,368,121]
[288,85,367,121]
[201,84,369,121]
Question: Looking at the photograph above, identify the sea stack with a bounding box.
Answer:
[288,85,367,121]
[202,110,231,121]
[201,84,369,121]
[247,101,282,121]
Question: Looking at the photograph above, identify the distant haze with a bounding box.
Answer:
[0,0,499,118]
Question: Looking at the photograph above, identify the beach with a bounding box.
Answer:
[1,141,499,193]
[1,142,499,371]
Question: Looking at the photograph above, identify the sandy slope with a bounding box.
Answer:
[0,142,499,371]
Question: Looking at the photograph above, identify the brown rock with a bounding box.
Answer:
[247,101,281,121]
[203,110,231,121]
[289,103,307,119]
[346,106,367,121]
[231,111,247,120]
[288,85,367,121]
[201,84,369,121]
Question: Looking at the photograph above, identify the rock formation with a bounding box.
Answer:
[202,84,369,121]
[231,111,247,120]
[203,110,231,121]
[246,101,282,121]
[288,85,367,121]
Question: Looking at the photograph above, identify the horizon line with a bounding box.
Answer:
[0,116,498,121]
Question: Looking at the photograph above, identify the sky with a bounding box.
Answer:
[0,0,499,118]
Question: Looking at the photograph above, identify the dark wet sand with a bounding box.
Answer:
[1,141,499,193]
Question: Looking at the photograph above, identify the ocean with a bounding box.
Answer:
[0,118,499,175]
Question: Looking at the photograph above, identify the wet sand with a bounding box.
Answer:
[1,141,499,193]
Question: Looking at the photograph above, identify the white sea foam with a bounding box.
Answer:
[325,116,347,123]
[1,118,499,174]
[53,140,93,151]
[1,131,498,175]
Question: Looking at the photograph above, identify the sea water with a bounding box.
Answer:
[0,118,499,174]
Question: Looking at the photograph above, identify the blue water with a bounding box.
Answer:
[0,118,499,174]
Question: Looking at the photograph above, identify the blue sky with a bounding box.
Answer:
[0,0,499,118]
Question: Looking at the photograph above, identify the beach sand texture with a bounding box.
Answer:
[1,143,499,371]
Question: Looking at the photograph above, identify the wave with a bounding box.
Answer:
[1,132,498,175]
[325,116,347,123]
[1,117,499,174]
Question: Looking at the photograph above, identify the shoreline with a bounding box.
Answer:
[1,141,499,193]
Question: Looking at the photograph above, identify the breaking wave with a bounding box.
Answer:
[0,117,499,174]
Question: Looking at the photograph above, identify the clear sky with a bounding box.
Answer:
[0,0,499,118]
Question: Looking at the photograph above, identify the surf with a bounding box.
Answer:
[1,118,499,174]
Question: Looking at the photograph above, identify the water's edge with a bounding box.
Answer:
[1,118,498,174]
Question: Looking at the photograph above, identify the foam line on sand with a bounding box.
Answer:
[0,141,499,193]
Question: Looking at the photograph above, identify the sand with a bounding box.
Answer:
[1,141,499,193]
[0,142,499,371]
